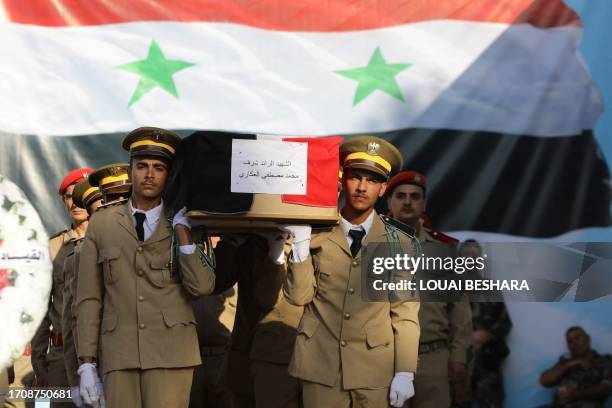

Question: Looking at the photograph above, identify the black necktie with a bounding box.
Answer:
[134,212,146,242]
[349,229,366,258]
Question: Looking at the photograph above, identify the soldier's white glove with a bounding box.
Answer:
[78,363,103,406]
[172,206,191,230]
[257,230,290,265]
[389,372,415,407]
[280,225,311,263]
[71,386,84,407]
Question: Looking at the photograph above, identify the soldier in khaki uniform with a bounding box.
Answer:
[62,167,131,407]
[90,163,132,209]
[76,127,217,408]
[31,167,93,407]
[282,136,421,408]
[211,234,302,408]
[189,289,234,408]
[386,171,473,408]
[61,177,104,405]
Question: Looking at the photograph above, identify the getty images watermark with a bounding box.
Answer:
[360,241,612,302]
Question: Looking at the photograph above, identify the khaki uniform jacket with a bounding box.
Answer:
[76,203,216,375]
[417,227,472,364]
[214,236,303,395]
[284,213,420,389]
[31,229,76,377]
[62,238,84,387]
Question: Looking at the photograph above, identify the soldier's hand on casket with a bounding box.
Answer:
[279,225,311,263]
[172,206,191,230]
[389,372,415,407]
[257,230,290,265]
[77,363,104,406]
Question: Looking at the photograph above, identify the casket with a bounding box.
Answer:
[167,131,341,233]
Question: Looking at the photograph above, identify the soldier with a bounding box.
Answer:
[61,178,104,407]
[210,233,302,408]
[386,171,473,408]
[459,240,512,408]
[188,287,234,408]
[282,136,420,408]
[31,167,93,408]
[89,163,132,209]
[540,327,611,408]
[76,127,217,407]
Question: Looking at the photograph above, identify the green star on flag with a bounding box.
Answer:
[116,39,195,107]
[336,47,412,106]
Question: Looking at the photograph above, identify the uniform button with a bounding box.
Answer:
[137,247,143,253]
[138,296,144,302]
[139,323,145,329]
[351,260,358,267]
[348,288,355,294]
[340,340,347,347]
[344,313,351,320]
[138,270,144,276]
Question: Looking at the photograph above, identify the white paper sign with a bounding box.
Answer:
[231,139,307,194]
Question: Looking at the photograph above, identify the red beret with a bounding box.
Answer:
[58,168,94,196]
[386,171,427,196]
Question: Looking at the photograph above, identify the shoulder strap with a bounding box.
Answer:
[379,215,416,238]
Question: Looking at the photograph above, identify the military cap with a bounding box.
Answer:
[89,164,132,196]
[340,136,402,179]
[386,171,427,196]
[58,168,93,195]
[122,126,181,160]
[72,179,103,212]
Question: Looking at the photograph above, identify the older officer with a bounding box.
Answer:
[283,136,420,408]
[386,171,473,408]
[62,178,104,406]
[31,167,93,407]
[76,127,216,408]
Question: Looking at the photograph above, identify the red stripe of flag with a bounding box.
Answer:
[3,0,579,30]
[282,136,343,208]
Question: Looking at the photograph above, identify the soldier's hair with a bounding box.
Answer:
[566,326,588,336]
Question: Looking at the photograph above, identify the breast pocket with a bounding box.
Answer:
[97,247,121,284]
[148,259,172,288]
[313,251,334,295]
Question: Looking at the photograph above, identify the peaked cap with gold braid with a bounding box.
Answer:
[89,163,132,196]
[72,178,103,213]
[340,136,403,179]
[122,126,181,161]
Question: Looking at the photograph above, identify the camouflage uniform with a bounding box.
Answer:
[551,351,612,408]
[469,302,512,408]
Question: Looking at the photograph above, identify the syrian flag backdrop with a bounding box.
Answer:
[0,0,609,240]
